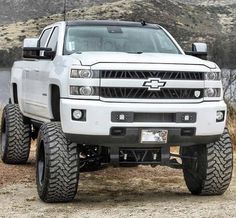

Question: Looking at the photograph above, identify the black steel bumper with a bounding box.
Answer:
[66,127,221,147]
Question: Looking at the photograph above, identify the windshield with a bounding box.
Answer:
[64,25,180,55]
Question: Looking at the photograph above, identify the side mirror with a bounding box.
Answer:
[44,50,56,60]
[23,47,54,59]
[23,38,39,48]
[185,43,208,60]
[22,38,55,60]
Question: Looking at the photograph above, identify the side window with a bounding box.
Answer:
[39,28,52,47]
[47,27,59,51]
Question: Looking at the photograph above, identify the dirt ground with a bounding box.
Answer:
[0,146,236,218]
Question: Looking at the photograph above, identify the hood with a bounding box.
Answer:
[70,52,217,69]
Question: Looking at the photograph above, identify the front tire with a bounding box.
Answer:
[36,122,79,203]
[1,104,31,164]
[181,128,233,195]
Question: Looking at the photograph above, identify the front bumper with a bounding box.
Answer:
[60,99,226,145]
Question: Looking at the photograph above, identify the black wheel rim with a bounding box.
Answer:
[37,141,45,186]
[1,117,6,154]
[182,146,205,194]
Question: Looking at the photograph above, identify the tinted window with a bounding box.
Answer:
[47,27,59,51]
[39,28,52,47]
[64,26,180,54]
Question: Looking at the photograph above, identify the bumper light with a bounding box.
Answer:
[204,88,220,98]
[216,111,225,122]
[72,109,86,121]
[72,110,83,120]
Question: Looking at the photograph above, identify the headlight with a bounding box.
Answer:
[70,86,99,96]
[80,86,94,96]
[70,86,80,95]
[204,88,221,97]
[205,72,221,80]
[70,69,99,78]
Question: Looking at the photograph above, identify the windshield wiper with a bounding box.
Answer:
[127,51,143,54]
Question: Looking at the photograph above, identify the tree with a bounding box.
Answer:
[221,69,236,104]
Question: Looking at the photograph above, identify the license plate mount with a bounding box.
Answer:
[140,129,168,144]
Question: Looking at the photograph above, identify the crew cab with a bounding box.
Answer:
[0,20,233,203]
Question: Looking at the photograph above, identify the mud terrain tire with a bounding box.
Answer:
[36,122,79,203]
[181,128,233,195]
[1,104,31,164]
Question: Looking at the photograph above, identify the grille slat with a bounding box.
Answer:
[100,88,203,99]
[101,70,204,80]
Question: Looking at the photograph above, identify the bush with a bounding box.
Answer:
[0,47,22,67]
[227,103,236,147]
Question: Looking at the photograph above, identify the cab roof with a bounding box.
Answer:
[66,20,160,29]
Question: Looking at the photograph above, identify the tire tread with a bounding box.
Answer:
[36,122,79,203]
[1,104,31,164]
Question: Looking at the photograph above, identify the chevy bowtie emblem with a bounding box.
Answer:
[143,78,166,91]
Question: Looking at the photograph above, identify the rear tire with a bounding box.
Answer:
[181,128,233,195]
[1,104,31,164]
[36,122,79,203]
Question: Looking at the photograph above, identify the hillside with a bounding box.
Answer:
[0,0,236,67]
[171,0,236,5]
[0,0,118,24]
[0,0,235,24]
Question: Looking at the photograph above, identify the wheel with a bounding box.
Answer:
[181,128,233,195]
[1,104,31,164]
[36,122,79,203]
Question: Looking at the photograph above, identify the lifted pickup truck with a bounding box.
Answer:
[1,20,233,203]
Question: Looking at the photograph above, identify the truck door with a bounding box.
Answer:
[23,26,59,120]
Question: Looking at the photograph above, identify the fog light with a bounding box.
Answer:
[216,111,225,122]
[80,86,94,96]
[184,115,190,121]
[72,110,83,120]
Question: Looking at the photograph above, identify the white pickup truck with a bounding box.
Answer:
[0,20,233,203]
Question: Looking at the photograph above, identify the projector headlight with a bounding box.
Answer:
[70,69,99,78]
[204,88,221,97]
[80,86,94,96]
[70,86,99,96]
[205,72,221,80]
